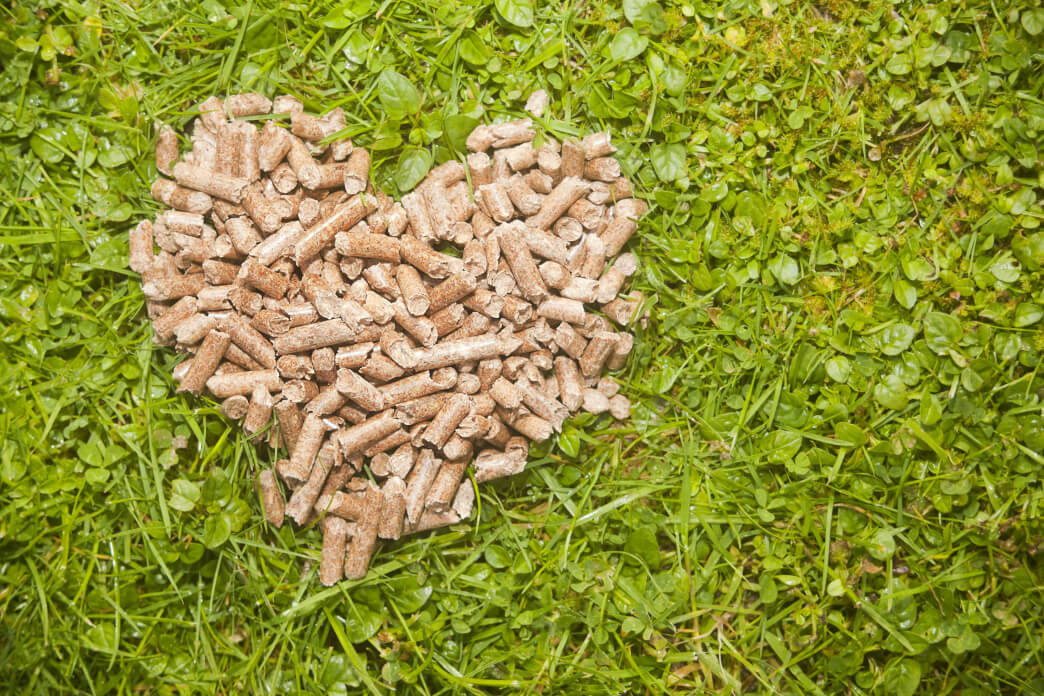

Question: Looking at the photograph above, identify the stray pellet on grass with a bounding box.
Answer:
[132,96,646,580]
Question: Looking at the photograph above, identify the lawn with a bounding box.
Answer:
[1,0,1043,693]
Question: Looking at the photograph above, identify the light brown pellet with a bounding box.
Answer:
[607,331,634,371]
[336,231,400,262]
[410,333,522,371]
[152,296,198,341]
[377,476,407,540]
[537,297,586,325]
[336,368,385,412]
[421,393,472,449]
[223,315,277,368]
[425,458,468,512]
[497,224,548,303]
[399,236,461,279]
[600,198,649,257]
[394,393,450,426]
[257,469,285,527]
[173,313,218,346]
[294,194,376,265]
[152,178,214,215]
[173,162,250,203]
[515,380,568,431]
[380,329,418,369]
[554,357,584,411]
[478,181,514,222]
[270,162,298,193]
[141,271,206,302]
[283,379,320,404]
[243,384,274,437]
[272,319,360,354]
[538,147,562,181]
[378,369,457,406]
[395,264,430,316]
[525,169,554,195]
[467,152,492,187]
[392,301,439,347]
[560,138,584,179]
[504,410,553,442]
[342,148,370,195]
[428,273,477,313]
[404,449,441,524]
[177,330,231,394]
[582,388,611,415]
[505,175,543,216]
[222,394,250,419]
[474,448,526,483]
[490,118,535,148]
[339,410,402,457]
[319,516,350,586]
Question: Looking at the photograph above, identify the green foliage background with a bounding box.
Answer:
[1,0,1043,693]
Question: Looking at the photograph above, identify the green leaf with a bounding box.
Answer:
[874,375,909,410]
[649,143,685,182]
[1021,8,1044,35]
[947,625,981,654]
[659,63,686,96]
[867,529,896,560]
[894,279,918,309]
[620,615,644,635]
[169,478,200,512]
[494,0,534,28]
[83,624,118,654]
[1014,303,1043,327]
[923,312,962,354]
[733,192,767,227]
[589,84,638,119]
[766,430,802,463]
[835,422,867,448]
[485,545,511,569]
[885,53,911,74]
[700,181,729,202]
[98,145,133,169]
[376,69,421,117]
[323,1,372,28]
[884,659,922,696]
[30,130,64,164]
[393,148,432,192]
[457,31,490,65]
[901,255,934,281]
[609,28,648,62]
[342,604,381,642]
[920,392,942,426]
[556,425,580,458]
[202,514,232,548]
[623,0,667,33]
[961,367,983,392]
[769,254,800,285]
[443,115,479,153]
[989,258,1020,283]
[624,527,660,567]
[825,356,851,383]
[15,35,38,52]
[622,0,648,22]
[384,576,433,613]
[879,323,916,356]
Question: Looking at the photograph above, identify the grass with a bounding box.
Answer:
[1,0,1043,693]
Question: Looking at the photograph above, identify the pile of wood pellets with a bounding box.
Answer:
[129,92,646,584]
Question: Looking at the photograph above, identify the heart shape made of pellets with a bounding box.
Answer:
[131,92,646,584]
